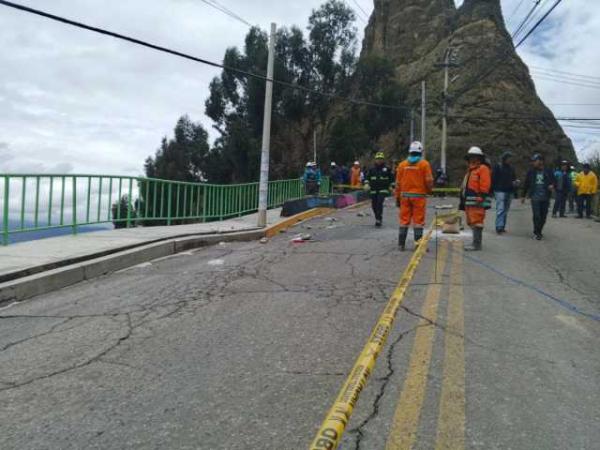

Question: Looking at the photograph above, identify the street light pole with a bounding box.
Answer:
[257,23,276,228]
[438,47,459,174]
[441,50,450,174]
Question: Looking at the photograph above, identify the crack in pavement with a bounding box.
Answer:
[401,305,559,366]
[348,324,428,450]
[0,317,73,352]
[0,313,133,392]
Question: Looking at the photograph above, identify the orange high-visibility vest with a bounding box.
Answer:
[350,167,362,187]
[395,159,433,198]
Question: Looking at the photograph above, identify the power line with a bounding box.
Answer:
[343,0,367,24]
[507,0,528,23]
[350,0,369,20]
[547,103,600,106]
[511,0,542,40]
[0,0,412,112]
[452,0,565,104]
[199,0,252,27]
[515,0,565,48]
[534,74,600,90]
[531,66,600,82]
[449,115,600,121]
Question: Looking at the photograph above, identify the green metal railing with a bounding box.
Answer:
[0,174,331,245]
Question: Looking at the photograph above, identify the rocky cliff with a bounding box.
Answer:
[359,0,576,177]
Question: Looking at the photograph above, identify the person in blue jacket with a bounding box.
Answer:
[303,162,321,196]
[552,160,571,218]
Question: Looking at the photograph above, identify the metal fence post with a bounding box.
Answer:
[72,176,77,235]
[127,178,133,228]
[167,183,172,225]
[2,176,9,246]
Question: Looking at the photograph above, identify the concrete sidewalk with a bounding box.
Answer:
[0,209,283,282]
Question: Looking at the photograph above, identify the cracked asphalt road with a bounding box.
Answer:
[1,199,599,449]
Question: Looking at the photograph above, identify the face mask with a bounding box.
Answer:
[408,155,421,164]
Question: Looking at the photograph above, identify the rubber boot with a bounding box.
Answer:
[414,227,423,243]
[413,228,425,251]
[465,227,483,251]
[398,227,408,251]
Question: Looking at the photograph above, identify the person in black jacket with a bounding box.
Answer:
[492,151,518,234]
[522,154,555,240]
[364,151,394,227]
[552,160,571,218]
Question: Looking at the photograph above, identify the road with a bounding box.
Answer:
[1,199,599,449]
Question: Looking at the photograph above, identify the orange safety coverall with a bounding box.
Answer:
[463,162,492,228]
[350,166,362,187]
[395,159,434,227]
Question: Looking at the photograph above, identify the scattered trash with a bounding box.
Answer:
[259,237,269,244]
[291,233,312,243]
[218,241,227,246]
[207,259,225,266]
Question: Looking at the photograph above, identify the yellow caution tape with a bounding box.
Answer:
[332,185,460,195]
[308,222,434,450]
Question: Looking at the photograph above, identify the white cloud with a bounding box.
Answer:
[0,0,597,179]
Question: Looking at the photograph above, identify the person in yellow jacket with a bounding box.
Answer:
[575,163,598,218]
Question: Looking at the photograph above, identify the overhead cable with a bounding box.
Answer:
[0,0,411,111]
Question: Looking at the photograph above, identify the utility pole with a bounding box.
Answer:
[409,109,415,143]
[437,47,459,174]
[257,23,276,228]
[421,81,426,157]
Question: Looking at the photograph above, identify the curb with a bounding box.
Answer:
[0,205,356,307]
[264,208,333,238]
[0,229,265,307]
[0,227,261,284]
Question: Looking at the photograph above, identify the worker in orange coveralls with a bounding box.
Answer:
[395,141,434,251]
[350,161,362,188]
[460,146,492,251]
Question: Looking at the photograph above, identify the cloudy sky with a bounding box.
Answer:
[0,0,598,177]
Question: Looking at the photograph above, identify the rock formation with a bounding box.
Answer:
[359,0,575,177]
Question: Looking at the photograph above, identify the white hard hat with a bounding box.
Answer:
[306,162,312,167]
[330,162,336,166]
[467,146,484,157]
[409,141,424,154]
[354,160,360,165]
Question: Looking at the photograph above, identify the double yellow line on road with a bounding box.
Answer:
[386,241,466,450]
[309,227,434,450]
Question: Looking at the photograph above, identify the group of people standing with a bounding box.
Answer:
[303,143,598,252]
[491,152,598,241]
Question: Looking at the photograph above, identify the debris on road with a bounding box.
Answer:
[207,259,225,266]
[291,233,312,243]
